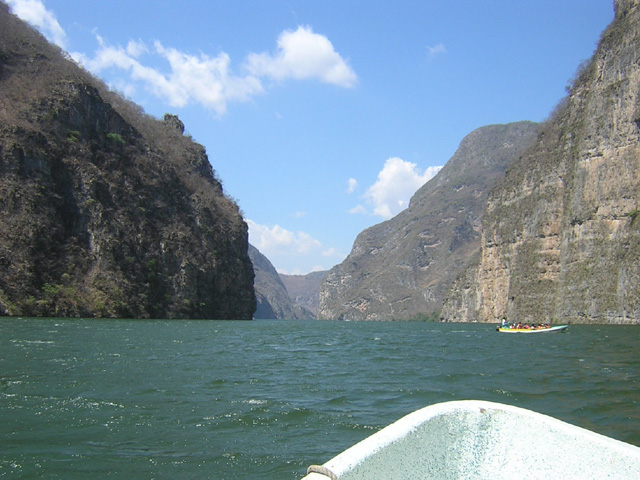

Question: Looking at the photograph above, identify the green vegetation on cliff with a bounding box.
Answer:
[0,5,255,319]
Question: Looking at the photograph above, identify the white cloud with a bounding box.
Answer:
[12,4,356,115]
[157,42,265,111]
[71,25,356,114]
[126,39,148,58]
[346,177,358,193]
[247,219,322,257]
[349,204,367,215]
[245,25,357,88]
[427,43,446,60]
[73,39,264,114]
[363,157,442,219]
[248,220,345,274]
[7,0,67,48]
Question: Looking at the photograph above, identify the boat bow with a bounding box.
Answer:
[301,400,640,480]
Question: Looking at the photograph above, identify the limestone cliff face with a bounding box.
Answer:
[0,5,255,319]
[442,2,640,324]
[317,122,539,321]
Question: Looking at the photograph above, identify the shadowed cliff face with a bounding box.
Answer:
[249,244,314,320]
[317,122,539,321]
[442,1,640,325]
[0,5,255,319]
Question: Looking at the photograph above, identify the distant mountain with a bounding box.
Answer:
[0,4,255,319]
[317,122,539,320]
[249,245,313,319]
[442,0,640,325]
[280,270,327,316]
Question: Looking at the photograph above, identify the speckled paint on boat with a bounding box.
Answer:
[302,400,640,480]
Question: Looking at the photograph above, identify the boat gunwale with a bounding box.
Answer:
[302,399,640,479]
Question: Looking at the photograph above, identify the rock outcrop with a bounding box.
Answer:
[442,1,640,324]
[0,5,255,319]
[317,122,539,320]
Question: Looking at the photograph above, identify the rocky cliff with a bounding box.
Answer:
[280,271,327,317]
[249,245,313,319]
[0,5,255,319]
[442,0,640,325]
[317,122,539,320]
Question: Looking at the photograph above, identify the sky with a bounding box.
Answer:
[7,0,614,274]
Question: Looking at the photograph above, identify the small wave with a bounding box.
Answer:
[243,399,268,406]
[326,395,350,406]
[64,396,126,410]
[493,388,514,397]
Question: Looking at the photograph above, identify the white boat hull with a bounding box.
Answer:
[302,400,640,480]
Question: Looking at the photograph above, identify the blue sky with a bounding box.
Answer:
[8,0,614,274]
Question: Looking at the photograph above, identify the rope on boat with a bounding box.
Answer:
[307,465,339,480]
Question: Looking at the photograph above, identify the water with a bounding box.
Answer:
[1,319,639,479]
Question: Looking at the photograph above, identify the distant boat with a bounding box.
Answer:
[302,400,640,480]
[497,324,568,333]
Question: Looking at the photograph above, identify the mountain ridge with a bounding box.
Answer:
[317,121,539,320]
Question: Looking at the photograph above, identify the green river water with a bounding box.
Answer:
[1,319,638,479]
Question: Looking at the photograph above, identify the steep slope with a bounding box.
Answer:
[317,122,539,320]
[442,0,640,325]
[249,245,313,319]
[280,271,327,317]
[0,5,255,319]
